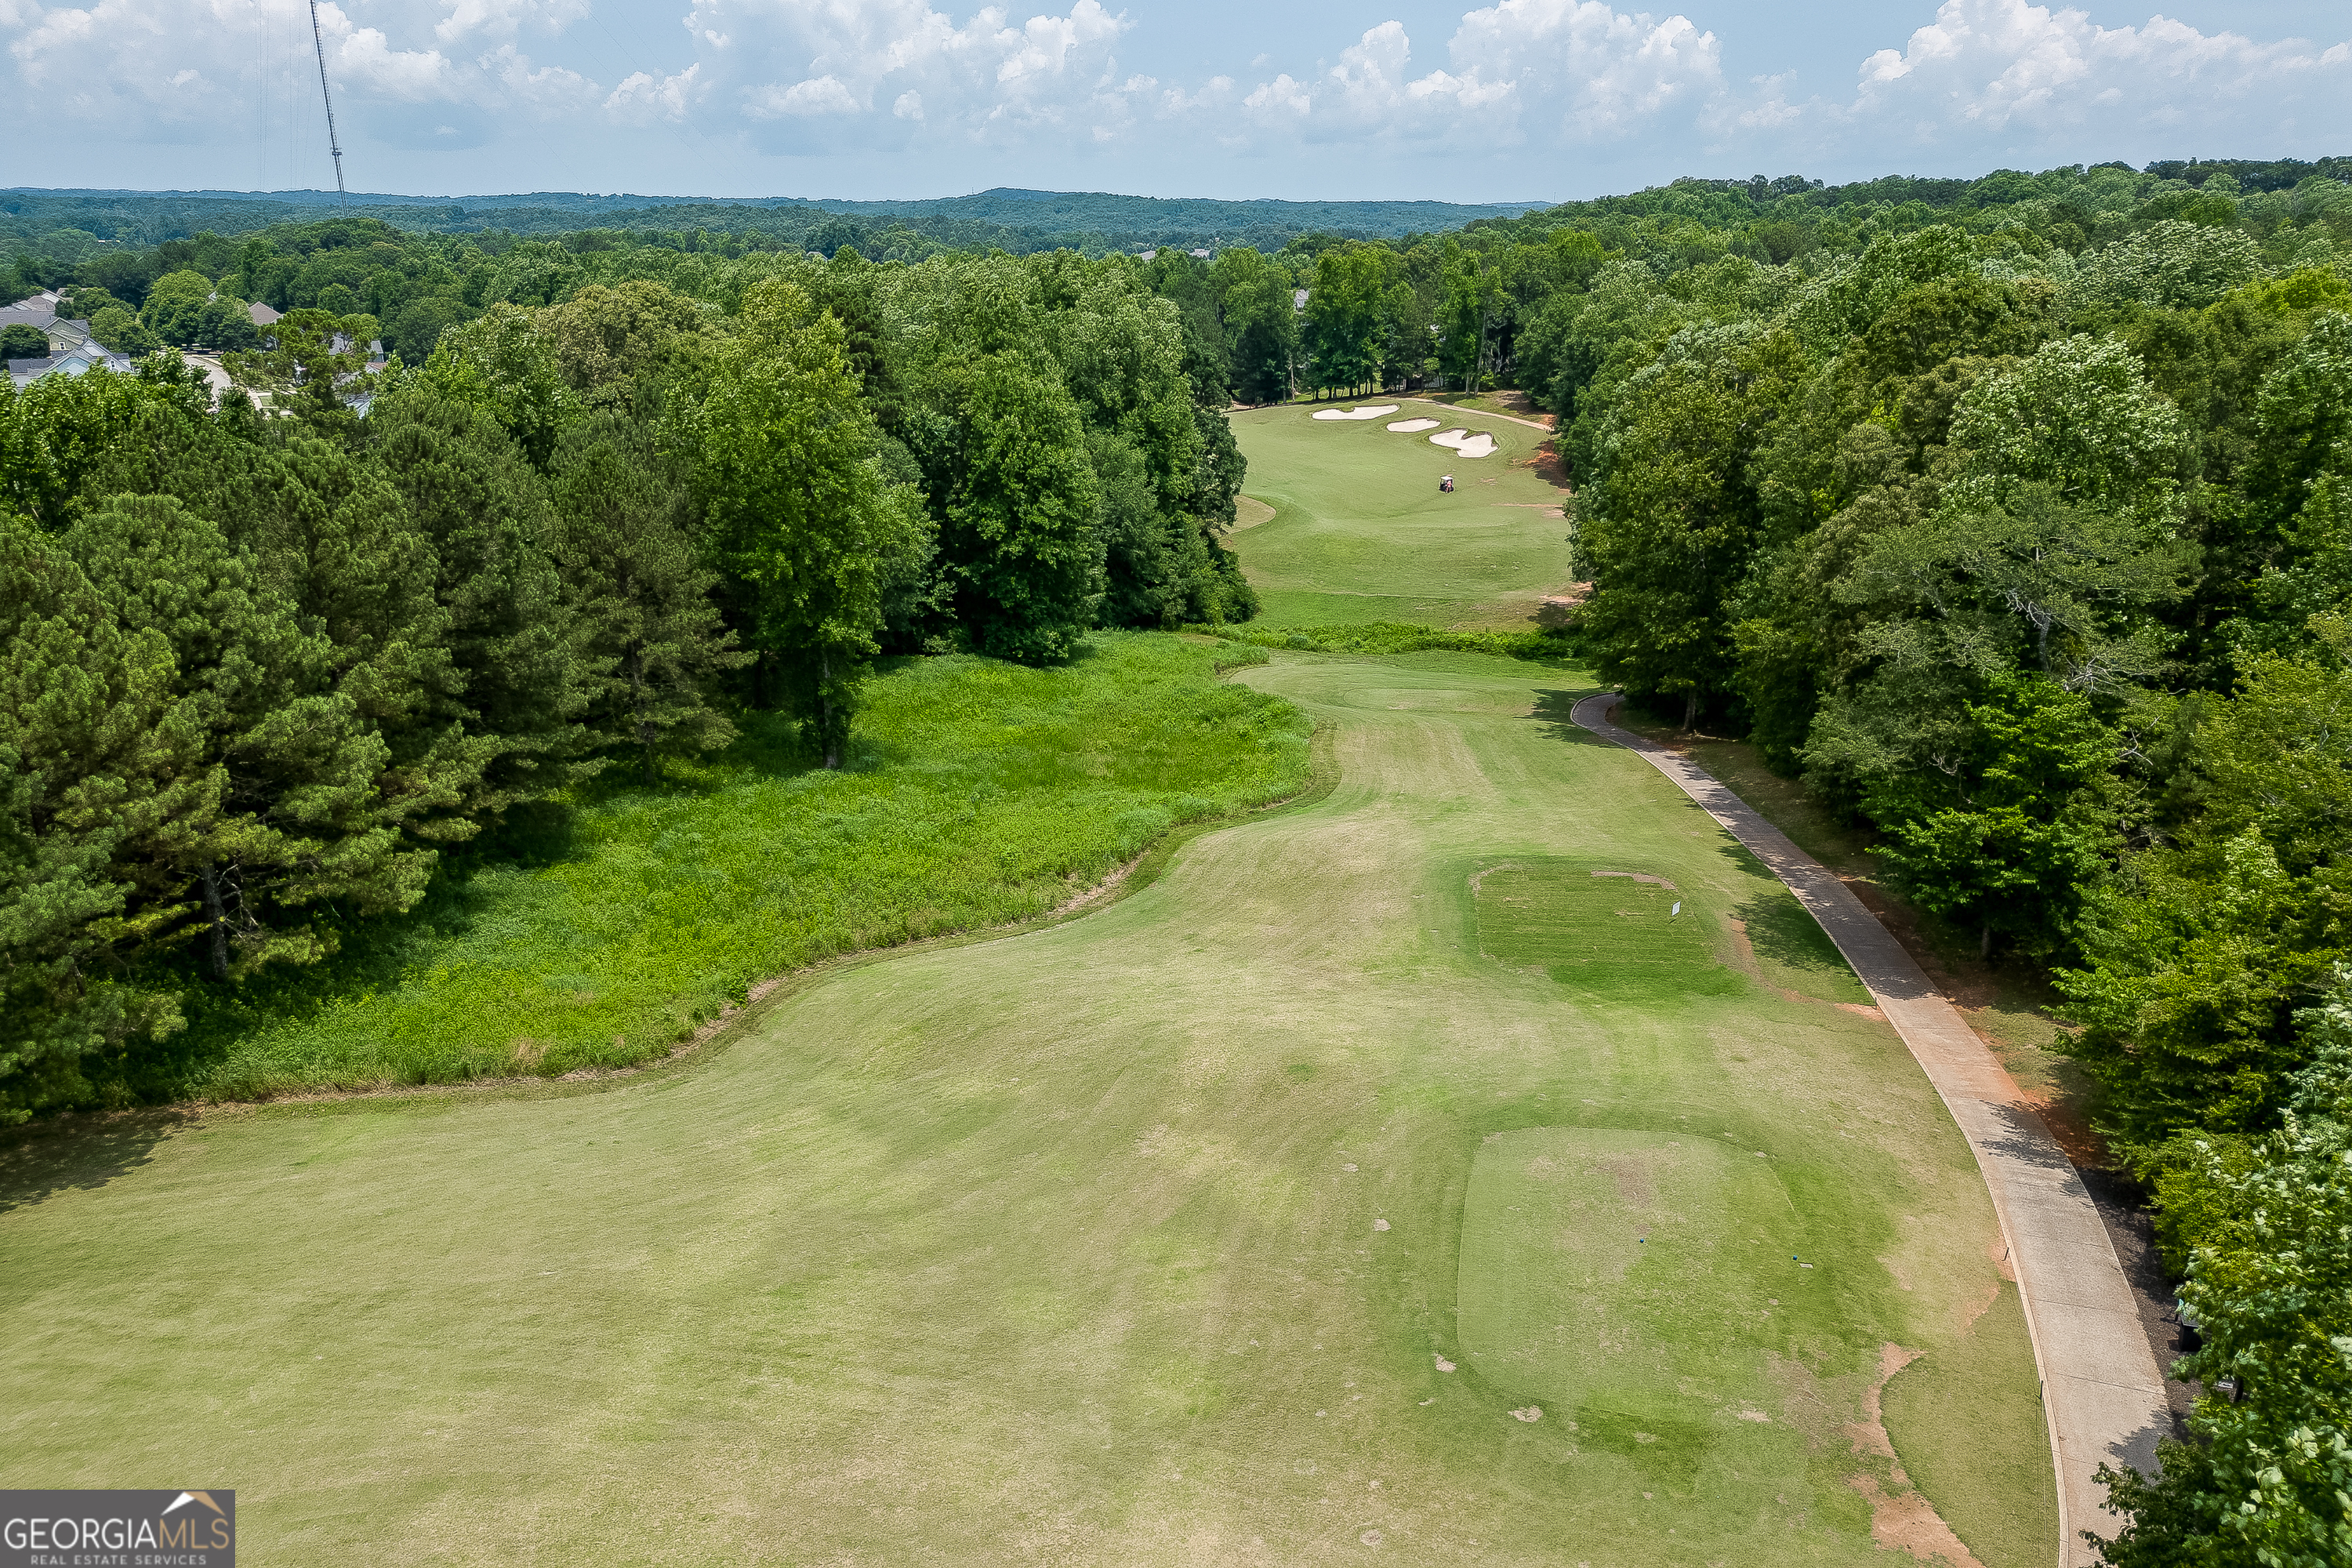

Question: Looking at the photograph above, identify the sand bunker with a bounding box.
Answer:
[1386,417,1441,433]
[1430,428,1498,459]
[1312,405,1401,421]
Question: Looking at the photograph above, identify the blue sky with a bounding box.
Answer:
[5,0,2349,202]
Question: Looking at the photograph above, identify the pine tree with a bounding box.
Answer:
[61,495,434,979]
[0,511,206,1118]
[82,397,488,846]
[366,387,597,814]
[549,419,746,782]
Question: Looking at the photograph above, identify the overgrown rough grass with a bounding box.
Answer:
[140,633,1312,1102]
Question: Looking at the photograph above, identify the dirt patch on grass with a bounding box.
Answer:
[1839,1343,1986,1566]
[1727,916,1886,1018]
[1846,1342,1921,1460]
[1592,1155,1657,1210]
[1535,583,1588,628]
[1849,1473,1987,1567]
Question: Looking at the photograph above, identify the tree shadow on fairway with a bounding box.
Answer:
[1734,889,1852,975]
[0,1110,191,1215]
[1528,688,1614,746]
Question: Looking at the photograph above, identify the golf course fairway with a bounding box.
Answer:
[1229,404,1577,630]
[0,408,2056,1564]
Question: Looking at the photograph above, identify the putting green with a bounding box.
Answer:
[0,652,2052,1563]
[1229,405,1576,630]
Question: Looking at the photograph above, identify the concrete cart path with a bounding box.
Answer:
[1573,694,2168,1568]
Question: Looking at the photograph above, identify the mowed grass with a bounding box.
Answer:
[0,651,2052,1564]
[142,633,1312,1100]
[1457,1124,1802,1471]
[1472,858,1734,998]
[1228,405,1575,630]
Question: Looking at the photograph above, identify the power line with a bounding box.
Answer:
[307,0,347,204]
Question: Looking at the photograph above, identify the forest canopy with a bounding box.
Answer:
[1,241,1256,1130]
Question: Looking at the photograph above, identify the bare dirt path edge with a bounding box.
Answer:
[1573,693,2166,1568]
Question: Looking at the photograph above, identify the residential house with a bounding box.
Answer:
[9,337,136,390]
[0,292,59,335]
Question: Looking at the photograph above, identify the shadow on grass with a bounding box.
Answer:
[1733,888,1852,976]
[1529,688,1616,748]
[0,1110,192,1215]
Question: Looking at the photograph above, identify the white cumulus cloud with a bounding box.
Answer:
[1219,2,1722,151]
[605,60,702,122]
[679,0,1133,148]
[434,0,586,45]
[1831,0,2352,152]
[0,0,2347,198]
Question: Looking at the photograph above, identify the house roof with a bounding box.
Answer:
[9,339,136,389]
[249,301,281,326]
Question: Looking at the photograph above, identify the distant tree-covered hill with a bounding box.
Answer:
[0,186,1547,261]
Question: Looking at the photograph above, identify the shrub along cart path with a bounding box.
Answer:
[1577,692,2169,1566]
[2,651,2056,1565]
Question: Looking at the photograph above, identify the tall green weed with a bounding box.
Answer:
[124,633,1308,1102]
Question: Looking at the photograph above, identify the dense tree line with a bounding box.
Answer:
[1,245,1252,1127]
[2,188,1544,270]
[1147,160,2352,408]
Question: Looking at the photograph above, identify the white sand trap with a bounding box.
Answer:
[1386,417,1441,433]
[1311,404,1401,421]
[1429,428,1499,459]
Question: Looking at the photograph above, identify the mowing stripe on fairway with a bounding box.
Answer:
[1573,691,2168,1568]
